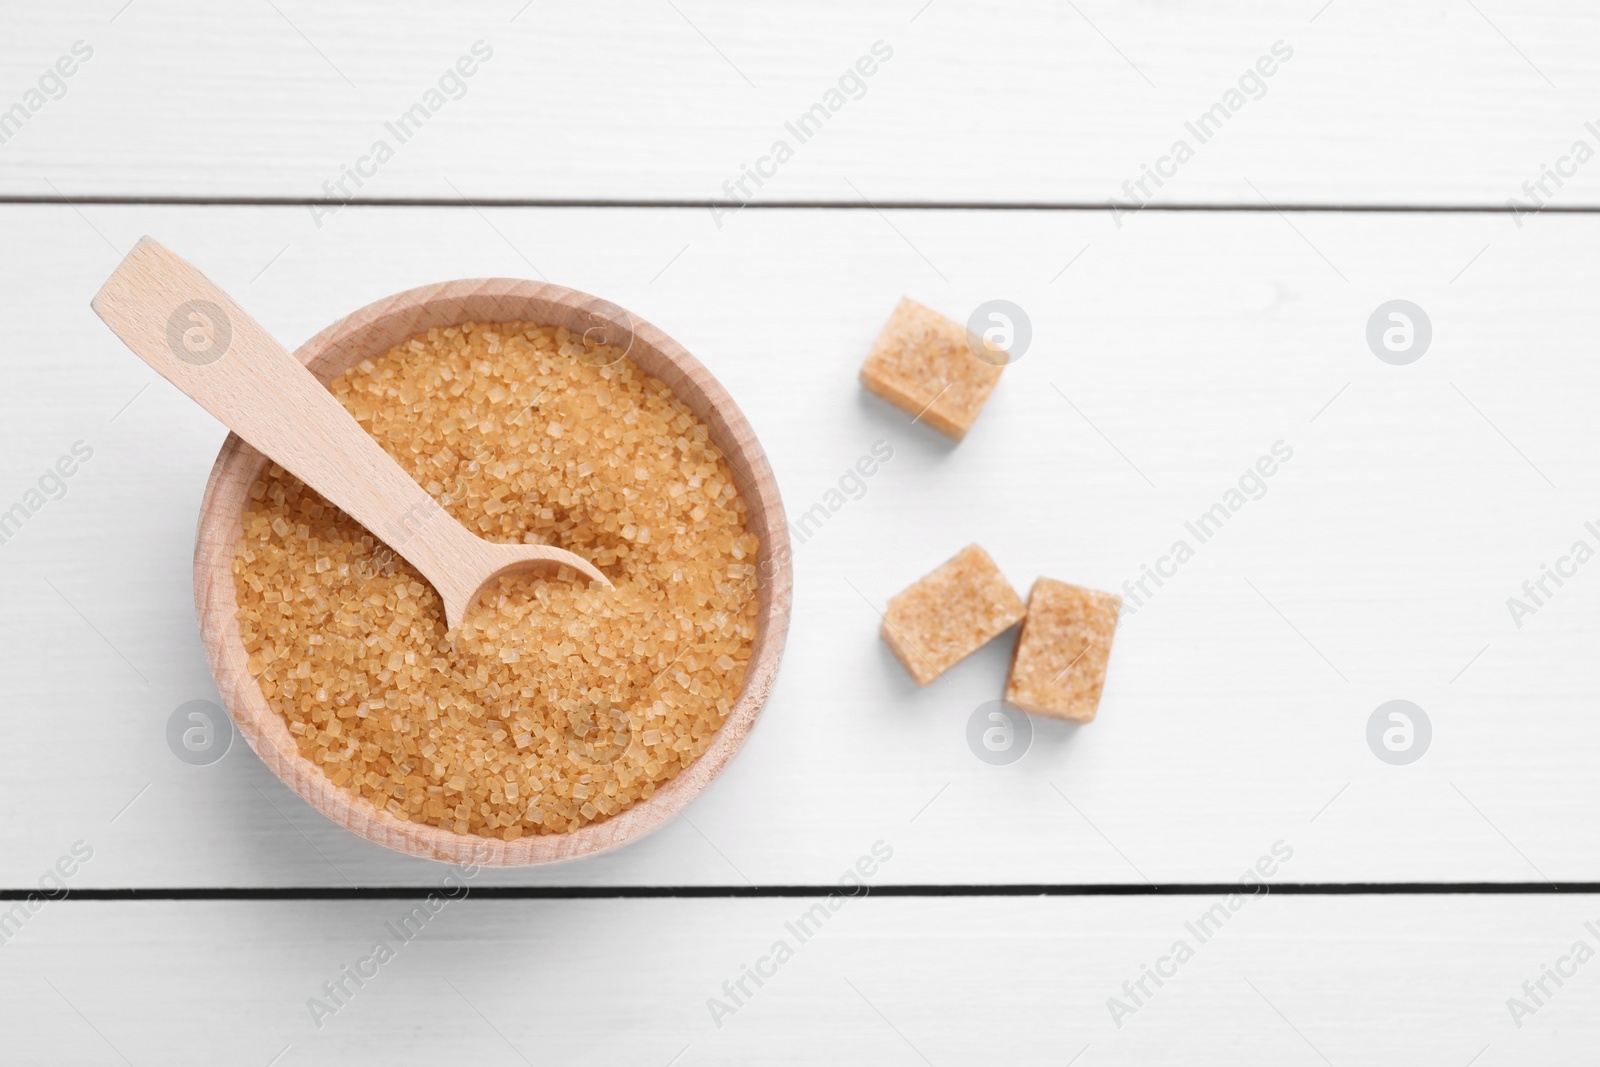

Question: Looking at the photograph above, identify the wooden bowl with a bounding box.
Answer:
[193,280,792,866]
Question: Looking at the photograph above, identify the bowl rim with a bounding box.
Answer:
[193,278,792,866]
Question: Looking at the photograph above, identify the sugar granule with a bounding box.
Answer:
[233,322,760,838]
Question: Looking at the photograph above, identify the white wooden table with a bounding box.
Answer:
[5,1,1600,1062]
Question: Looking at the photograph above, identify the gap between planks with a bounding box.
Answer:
[4,882,1599,901]
[6,195,1600,213]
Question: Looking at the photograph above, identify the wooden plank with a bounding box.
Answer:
[6,1,1600,206]
[2,202,1597,887]
[1,894,1591,1062]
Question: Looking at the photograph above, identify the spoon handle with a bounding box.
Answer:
[92,237,473,592]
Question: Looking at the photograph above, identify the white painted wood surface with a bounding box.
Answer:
[6,3,1598,1062]
[6,1,1600,206]
[3,203,1597,887]
[3,894,1596,1064]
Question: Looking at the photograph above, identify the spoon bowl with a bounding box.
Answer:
[185,275,790,865]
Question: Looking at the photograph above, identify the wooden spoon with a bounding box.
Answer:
[91,237,612,629]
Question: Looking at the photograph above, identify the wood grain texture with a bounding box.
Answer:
[2,202,1598,888]
[188,275,791,866]
[7,1,1600,206]
[2,895,1592,1064]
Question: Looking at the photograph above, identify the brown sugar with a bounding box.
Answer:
[859,297,1005,440]
[232,322,760,839]
[1005,578,1121,723]
[881,544,1024,685]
